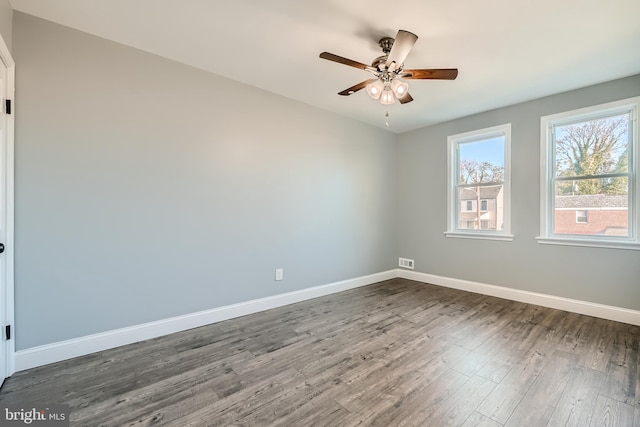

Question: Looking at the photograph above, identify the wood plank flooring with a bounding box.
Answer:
[1,278,638,426]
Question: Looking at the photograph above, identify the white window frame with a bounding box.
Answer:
[446,123,513,241]
[537,96,640,250]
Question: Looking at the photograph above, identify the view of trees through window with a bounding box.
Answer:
[552,113,630,236]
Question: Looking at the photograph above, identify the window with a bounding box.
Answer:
[576,210,588,224]
[538,96,640,250]
[446,123,512,240]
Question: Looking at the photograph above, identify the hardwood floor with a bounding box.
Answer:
[1,278,638,426]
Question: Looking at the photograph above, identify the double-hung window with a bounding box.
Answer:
[538,97,639,250]
[446,123,512,241]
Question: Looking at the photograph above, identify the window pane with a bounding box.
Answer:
[554,113,629,178]
[554,177,629,236]
[458,184,504,231]
[459,137,505,184]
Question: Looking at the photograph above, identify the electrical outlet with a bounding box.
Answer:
[275,268,284,281]
[399,257,414,270]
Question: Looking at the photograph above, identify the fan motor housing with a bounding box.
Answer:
[372,37,397,71]
[379,37,394,54]
[371,55,388,70]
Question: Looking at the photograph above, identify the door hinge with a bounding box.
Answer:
[5,99,11,115]
[5,325,10,340]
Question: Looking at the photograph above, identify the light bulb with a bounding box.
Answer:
[391,78,409,98]
[366,80,384,100]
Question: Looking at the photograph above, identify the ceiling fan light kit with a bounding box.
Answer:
[365,75,408,105]
[320,29,458,106]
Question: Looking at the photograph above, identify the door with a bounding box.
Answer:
[0,34,14,384]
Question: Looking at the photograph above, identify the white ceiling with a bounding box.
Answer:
[9,0,640,133]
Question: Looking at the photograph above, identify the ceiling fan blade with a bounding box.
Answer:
[320,52,373,71]
[386,30,418,68]
[398,93,414,104]
[338,79,377,96]
[401,68,459,80]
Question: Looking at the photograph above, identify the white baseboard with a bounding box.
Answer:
[14,268,640,373]
[14,270,397,372]
[398,270,640,326]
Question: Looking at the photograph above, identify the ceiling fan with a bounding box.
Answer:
[319,30,458,105]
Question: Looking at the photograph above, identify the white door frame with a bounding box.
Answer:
[0,33,15,379]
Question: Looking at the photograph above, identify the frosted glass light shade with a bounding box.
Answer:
[391,79,409,97]
[380,87,395,105]
[366,80,384,99]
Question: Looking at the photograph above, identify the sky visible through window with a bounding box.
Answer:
[459,136,505,167]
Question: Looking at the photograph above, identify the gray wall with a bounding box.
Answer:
[13,13,397,350]
[397,74,640,311]
[0,0,11,51]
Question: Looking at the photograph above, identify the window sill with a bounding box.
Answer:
[444,231,514,242]
[535,236,640,251]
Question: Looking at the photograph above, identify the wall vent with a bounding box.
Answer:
[399,257,414,269]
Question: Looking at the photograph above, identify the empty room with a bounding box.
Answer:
[0,0,638,425]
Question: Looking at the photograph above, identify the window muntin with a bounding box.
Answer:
[539,97,639,250]
[446,124,512,241]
